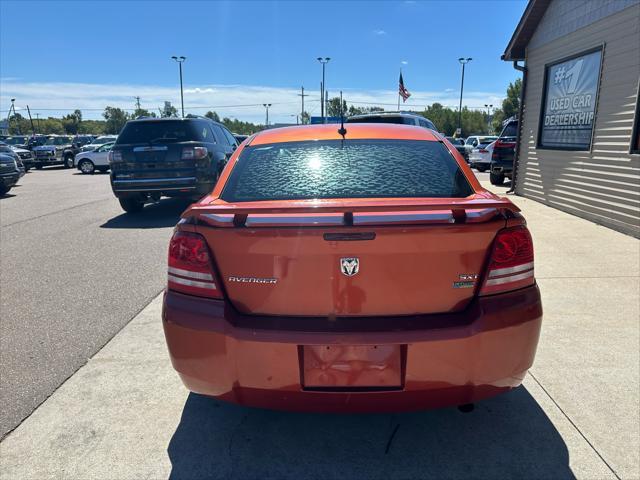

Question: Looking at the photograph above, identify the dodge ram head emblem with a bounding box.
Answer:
[340,257,360,277]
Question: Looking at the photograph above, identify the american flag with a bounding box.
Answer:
[399,72,411,102]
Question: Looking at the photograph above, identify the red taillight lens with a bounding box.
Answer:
[181,146,208,160]
[167,231,222,299]
[109,150,122,163]
[479,149,488,153]
[480,226,535,295]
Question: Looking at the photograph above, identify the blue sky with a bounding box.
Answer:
[0,0,527,123]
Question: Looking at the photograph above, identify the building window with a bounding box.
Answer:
[537,46,603,151]
[631,83,640,154]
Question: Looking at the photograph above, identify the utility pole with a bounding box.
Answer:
[457,57,472,136]
[134,96,141,113]
[317,57,330,122]
[26,105,35,135]
[263,103,271,126]
[35,113,41,133]
[298,86,308,124]
[171,56,186,118]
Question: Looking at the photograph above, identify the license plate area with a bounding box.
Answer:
[300,345,405,391]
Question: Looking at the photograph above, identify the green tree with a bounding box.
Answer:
[62,109,82,134]
[205,111,221,122]
[492,77,522,133]
[300,111,310,125]
[103,106,130,134]
[161,103,178,118]
[327,97,348,117]
[133,108,156,119]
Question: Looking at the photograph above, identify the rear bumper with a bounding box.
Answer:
[163,285,543,412]
[110,176,210,197]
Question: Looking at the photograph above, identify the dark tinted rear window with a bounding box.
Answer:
[116,120,210,144]
[222,139,472,202]
[500,121,518,138]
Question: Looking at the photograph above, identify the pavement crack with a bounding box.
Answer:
[528,372,622,480]
[384,422,401,454]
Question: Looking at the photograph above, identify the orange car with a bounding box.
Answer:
[162,123,542,413]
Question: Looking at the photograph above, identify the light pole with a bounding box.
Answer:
[484,103,493,131]
[317,57,330,122]
[171,56,186,118]
[457,57,472,136]
[263,103,271,126]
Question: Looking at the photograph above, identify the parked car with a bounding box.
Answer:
[463,135,498,160]
[78,135,118,153]
[0,153,20,195]
[162,123,542,413]
[347,112,437,130]
[233,133,249,144]
[469,140,497,172]
[32,135,79,169]
[75,142,114,174]
[0,144,33,172]
[3,136,29,149]
[490,119,518,185]
[26,135,51,150]
[445,137,467,159]
[109,117,238,213]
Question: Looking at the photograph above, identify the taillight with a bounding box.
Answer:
[167,231,222,299]
[109,150,122,163]
[181,146,208,160]
[480,226,535,295]
[479,149,488,153]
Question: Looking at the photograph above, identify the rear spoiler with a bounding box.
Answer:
[183,198,520,228]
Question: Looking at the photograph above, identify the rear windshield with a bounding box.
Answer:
[116,120,208,144]
[500,122,518,138]
[222,139,473,202]
[347,116,414,125]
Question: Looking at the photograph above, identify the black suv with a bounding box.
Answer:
[109,117,238,213]
[490,118,518,186]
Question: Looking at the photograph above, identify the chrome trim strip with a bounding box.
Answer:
[168,267,213,281]
[133,146,169,152]
[489,262,534,278]
[168,274,216,290]
[245,215,344,227]
[201,214,235,224]
[354,213,453,225]
[485,269,534,286]
[113,177,196,184]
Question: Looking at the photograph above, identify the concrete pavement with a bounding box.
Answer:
[0,168,189,437]
[1,175,638,479]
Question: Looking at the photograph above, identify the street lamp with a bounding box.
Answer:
[171,56,186,118]
[457,57,472,136]
[263,103,272,126]
[484,103,493,131]
[317,57,330,123]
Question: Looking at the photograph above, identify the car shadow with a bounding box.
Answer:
[167,386,575,480]
[100,198,192,229]
[72,171,110,176]
[0,192,17,199]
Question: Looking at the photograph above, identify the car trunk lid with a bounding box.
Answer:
[187,198,517,317]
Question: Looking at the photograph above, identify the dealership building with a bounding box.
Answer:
[503,0,640,237]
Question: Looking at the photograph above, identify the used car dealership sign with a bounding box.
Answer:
[539,48,603,150]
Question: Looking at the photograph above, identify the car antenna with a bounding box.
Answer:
[338,91,347,139]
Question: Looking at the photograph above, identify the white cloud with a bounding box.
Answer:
[373,29,387,36]
[0,80,504,124]
[401,60,409,65]
[444,88,455,93]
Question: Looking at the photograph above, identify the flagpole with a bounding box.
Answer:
[397,68,401,111]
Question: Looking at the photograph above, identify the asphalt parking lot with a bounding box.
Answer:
[0,168,638,479]
[0,167,191,437]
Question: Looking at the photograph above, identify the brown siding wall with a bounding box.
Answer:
[517,3,640,237]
